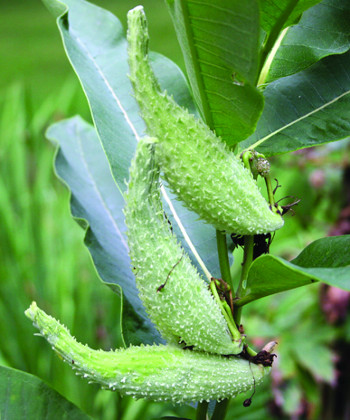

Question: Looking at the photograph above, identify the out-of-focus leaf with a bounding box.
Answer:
[240,51,350,155]
[237,236,350,306]
[292,333,335,383]
[0,365,91,419]
[282,380,303,416]
[47,116,161,346]
[166,0,264,145]
[267,0,350,82]
[224,380,273,420]
[288,315,336,383]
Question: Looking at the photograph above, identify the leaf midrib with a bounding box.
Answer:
[248,89,350,150]
[74,121,129,252]
[65,18,212,278]
[71,29,140,142]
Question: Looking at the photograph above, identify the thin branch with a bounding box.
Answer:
[196,401,209,420]
[216,230,233,289]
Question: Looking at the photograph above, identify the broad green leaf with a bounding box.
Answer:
[161,186,222,278]
[240,51,350,155]
[237,236,350,306]
[44,0,222,332]
[47,116,161,346]
[258,0,322,83]
[44,0,219,271]
[259,0,322,33]
[42,0,66,17]
[0,365,90,419]
[292,235,350,268]
[267,0,350,82]
[166,0,264,145]
[46,0,196,190]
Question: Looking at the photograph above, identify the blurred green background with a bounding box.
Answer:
[1,0,184,111]
[1,1,349,419]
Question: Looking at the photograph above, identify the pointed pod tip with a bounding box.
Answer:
[127,5,146,27]
[24,301,38,321]
[129,5,144,14]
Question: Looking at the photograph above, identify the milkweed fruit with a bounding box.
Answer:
[124,138,242,355]
[25,302,269,404]
[127,6,283,235]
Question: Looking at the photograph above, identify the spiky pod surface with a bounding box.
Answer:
[127,7,283,235]
[25,302,268,404]
[124,138,242,355]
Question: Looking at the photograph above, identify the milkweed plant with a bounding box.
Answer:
[10,0,350,419]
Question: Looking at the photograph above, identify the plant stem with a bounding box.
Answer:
[196,401,209,420]
[264,175,283,215]
[115,392,122,420]
[265,174,276,209]
[214,231,241,342]
[216,230,233,289]
[234,294,256,308]
[210,281,241,342]
[241,150,253,171]
[257,28,288,86]
[211,399,229,420]
[234,235,254,325]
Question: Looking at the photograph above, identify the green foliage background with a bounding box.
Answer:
[0,0,184,109]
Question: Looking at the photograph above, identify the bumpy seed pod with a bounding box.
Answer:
[124,138,242,355]
[127,7,283,235]
[25,302,269,404]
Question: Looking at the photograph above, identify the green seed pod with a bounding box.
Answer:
[124,138,242,355]
[25,302,269,404]
[127,7,283,235]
